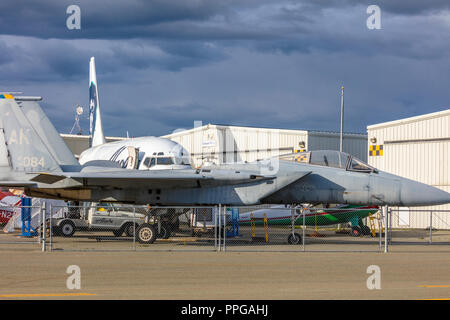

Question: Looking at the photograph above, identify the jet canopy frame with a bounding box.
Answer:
[279,150,377,173]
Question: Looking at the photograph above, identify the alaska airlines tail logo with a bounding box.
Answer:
[89,81,97,138]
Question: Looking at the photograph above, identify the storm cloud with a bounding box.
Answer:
[0,1,449,137]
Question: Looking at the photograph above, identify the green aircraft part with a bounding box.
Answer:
[239,206,379,227]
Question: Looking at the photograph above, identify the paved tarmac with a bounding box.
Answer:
[0,241,449,300]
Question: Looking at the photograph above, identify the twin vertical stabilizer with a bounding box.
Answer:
[89,57,106,147]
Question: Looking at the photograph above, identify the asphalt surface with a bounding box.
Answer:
[0,241,450,300]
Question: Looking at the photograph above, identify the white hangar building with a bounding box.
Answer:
[60,134,126,158]
[367,109,450,229]
[162,124,368,168]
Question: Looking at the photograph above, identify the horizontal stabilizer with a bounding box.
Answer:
[30,174,66,184]
[0,181,38,187]
[14,96,43,101]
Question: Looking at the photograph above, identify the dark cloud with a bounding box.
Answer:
[0,0,232,40]
[1,1,450,138]
[302,0,450,15]
[0,1,448,42]
[0,36,229,84]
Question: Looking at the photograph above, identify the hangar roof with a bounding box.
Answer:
[367,109,450,131]
[163,123,367,139]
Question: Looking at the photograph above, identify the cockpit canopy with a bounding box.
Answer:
[279,150,376,173]
[140,150,191,169]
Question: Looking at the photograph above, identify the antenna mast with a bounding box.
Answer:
[340,86,344,152]
[70,104,84,135]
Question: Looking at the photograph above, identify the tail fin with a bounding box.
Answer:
[89,57,106,147]
[0,95,78,176]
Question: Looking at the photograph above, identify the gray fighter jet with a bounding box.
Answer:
[0,96,449,242]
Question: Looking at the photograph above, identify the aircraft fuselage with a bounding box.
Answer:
[23,160,450,207]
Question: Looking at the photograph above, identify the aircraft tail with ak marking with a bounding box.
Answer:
[0,94,79,186]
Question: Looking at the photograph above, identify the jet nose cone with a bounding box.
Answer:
[400,180,450,206]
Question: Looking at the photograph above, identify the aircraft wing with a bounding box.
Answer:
[30,168,312,189]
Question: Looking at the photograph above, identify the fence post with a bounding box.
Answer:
[41,201,46,252]
[429,210,433,244]
[49,204,52,252]
[290,208,295,239]
[214,206,217,251]
[378,209,382,252]
[223,206,226,252]
[384,206,388,253]
[218,204,221,252]
[302,207,305,252]
[133,207,136,251]
[389,208,392,245]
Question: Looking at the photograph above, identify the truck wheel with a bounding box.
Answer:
[288,233,302,245]
[136,223,157,244]
[157,223,171,239]
[59,220,75,237]
[124,223,137,237]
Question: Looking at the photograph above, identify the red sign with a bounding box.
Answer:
[0,209,15,224]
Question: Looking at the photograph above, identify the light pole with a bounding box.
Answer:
[340,86,344,152]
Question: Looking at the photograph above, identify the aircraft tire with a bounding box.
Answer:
[113,228,123,237]
[361,225,371,236]
[351,226,362,237]
[288,233,302,245]
[59,220,76,237]
[136,223,157,244]
[124,223,138,237]
[157,223,171,239]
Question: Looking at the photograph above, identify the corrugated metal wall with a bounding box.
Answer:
[367,109,450,229]
[308,132,367,161]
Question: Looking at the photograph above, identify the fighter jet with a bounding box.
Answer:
[0,95,449,243]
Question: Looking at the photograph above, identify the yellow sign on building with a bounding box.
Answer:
[369,145,383,156]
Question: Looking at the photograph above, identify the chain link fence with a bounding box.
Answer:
[388,209,450,250]
[0,205,43,246]
[47,204,218,252]
[222,205,384,252]
[2,203,450,252]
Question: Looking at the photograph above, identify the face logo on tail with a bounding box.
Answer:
[89,82,97,135]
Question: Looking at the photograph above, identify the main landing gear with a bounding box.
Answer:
[350,225,372,237]
[288,233,302,245]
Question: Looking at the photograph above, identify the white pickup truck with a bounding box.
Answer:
[189,207,230,237]
[52,203,146,237]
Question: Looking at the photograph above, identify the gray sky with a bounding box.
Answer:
[1,0,450,137]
